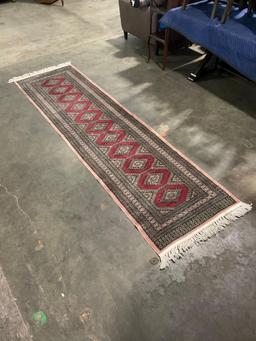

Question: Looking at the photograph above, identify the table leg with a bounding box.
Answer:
[163,28,170,70]
[147,36,151,63]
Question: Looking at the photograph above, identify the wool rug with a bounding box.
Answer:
[9,62,252,269]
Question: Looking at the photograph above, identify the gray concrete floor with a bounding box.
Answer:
[0,0,256,340]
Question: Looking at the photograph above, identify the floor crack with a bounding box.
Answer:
[0,183,33,226]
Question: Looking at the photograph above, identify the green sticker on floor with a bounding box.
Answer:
[33,310,47,326]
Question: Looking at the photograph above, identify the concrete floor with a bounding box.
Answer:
[0,0,256,340]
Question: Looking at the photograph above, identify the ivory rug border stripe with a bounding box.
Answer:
[9,63,252,269]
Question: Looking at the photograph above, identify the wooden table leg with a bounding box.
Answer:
[162,28,170,70]
[147,36,151,63]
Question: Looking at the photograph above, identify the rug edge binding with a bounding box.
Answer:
[159,201,252,269]
[10,64,252,271]
[8,61,71,83]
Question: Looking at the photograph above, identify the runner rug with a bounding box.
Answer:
[9,62,252,269]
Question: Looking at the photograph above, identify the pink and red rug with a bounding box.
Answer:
[9,62,252,269]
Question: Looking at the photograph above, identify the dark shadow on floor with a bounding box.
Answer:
[105,35,256,204]
[8,0,63,5]
[108,34,199,68]
[0,0,15,5]
[107,35,256,120]
[175,59,256,120]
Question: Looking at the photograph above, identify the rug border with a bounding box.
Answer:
[13,79,160,254]
[10,63,246,260]
[71,64,240,203]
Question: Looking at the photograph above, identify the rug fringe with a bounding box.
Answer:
[159,202,252,269]
[8,61,71,83]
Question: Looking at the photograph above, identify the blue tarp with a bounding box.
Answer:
[160,1,256,81]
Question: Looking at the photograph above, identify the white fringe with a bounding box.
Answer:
[159,202,252,269]
[8,61,71,83]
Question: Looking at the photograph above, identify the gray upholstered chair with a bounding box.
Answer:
[118,0,183,41]
[118,0,151,41]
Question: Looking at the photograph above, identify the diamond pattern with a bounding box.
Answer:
[123,155,154,174]
[154,184,189,208]
[108,142,140,159]
[41,77,190,209]
[138,169,171,190]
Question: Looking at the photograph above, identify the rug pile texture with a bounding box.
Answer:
[9,63,252,268]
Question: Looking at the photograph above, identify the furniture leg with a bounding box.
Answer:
[162,28,170,70]
[147,36,151,63]
[211,0,220,18]
[221,0,234,23]
[124,31,128,40]
[155,41,160,56]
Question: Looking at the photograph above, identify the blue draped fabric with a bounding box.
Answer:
[160,1,256,81]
